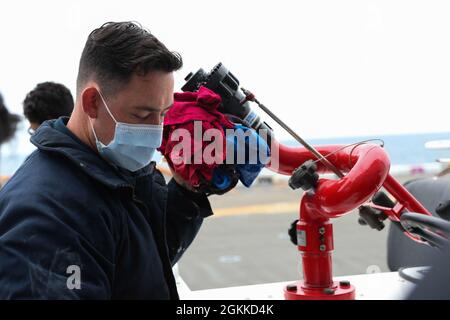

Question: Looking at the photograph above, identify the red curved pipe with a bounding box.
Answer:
[267,140,431,219]
[268,140,390,220]
[267,141,343,175]
[270,139,431,299]
[302,144,390,220]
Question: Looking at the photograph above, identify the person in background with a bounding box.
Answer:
[0,92,20,187]
[23,82,74,135]
[0,93,20,145]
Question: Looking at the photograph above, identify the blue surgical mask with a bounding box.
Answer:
[90,91,163,172]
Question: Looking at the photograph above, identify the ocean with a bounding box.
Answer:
[1,130,449,177]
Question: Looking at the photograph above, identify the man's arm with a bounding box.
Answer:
[165,178,213,265]
[0,195,116,299]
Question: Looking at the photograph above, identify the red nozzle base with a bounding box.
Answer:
[284,281,355,300]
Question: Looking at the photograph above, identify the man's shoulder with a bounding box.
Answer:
[0,149,106,205]
[7,149,86,184]
[0,149,123,237]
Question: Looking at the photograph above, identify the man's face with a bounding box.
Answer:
[92,70,174,145]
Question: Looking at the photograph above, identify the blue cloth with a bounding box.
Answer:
[0,117,212,299]
[212,124,270,189]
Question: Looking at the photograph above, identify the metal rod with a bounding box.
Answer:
[241,88,344,178]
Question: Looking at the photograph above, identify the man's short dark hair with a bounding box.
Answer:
[23,82,74,125]
[76,21,183,96]
[0,93,20,144]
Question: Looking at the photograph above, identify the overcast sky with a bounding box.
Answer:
[1,0,450,152]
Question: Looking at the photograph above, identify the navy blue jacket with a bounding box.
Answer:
[0,118,212,299]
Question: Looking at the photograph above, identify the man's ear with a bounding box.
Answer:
[81,86,100,119]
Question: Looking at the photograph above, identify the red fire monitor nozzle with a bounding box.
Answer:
[238,87,433,300]
[266,140,432,300]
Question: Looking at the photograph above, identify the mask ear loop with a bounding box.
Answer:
[97,90,118,124]
[89,118,100,143]
[88,90,117,146]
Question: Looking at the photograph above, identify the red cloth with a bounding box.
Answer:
[158,86,234,187]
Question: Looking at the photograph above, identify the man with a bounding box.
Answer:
[0,22,214,299]
[23,82,74,135]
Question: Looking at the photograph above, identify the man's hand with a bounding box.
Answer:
[169,166,199,193]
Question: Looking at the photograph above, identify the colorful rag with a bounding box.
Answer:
[158,86,270,192]
[158,86,234,188]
